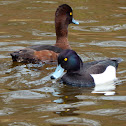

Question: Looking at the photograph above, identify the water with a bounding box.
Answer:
[0,0,126,125]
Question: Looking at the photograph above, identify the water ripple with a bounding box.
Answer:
[85,108,126,116]
[0,107,15,116]
[32,29,55,37]
[77,20,99,24]
[36,101,96,112]
[115,114,126,121]
[0,46,24,51]
[76,95,126,101]
[31,1,57,4]
[0,35,22,39]
[75,6,88,10]
[10,40,55,45]
[46,117,101,126]
[111,14,125,18]
[26,7,43,10]
[71,24,126,32]
[42,1,57,4]
[0,0,20,5]
[1,90,50,103]
[89,40,126,47]
[119,7,126,9]
[43,21,54,24]
[9,122,36,126]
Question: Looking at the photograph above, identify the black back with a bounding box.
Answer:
[29,45,63,53]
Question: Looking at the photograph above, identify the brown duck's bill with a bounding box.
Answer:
[72,18,79,25]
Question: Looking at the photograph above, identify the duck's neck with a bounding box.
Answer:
[55,22,71,49]
[55,37,71,49]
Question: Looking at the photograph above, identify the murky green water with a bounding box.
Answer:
[0,0,126,125]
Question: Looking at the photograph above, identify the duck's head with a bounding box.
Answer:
[55,4,79,26]
[51,49,83,79]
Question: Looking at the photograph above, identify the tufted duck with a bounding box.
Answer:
[51,49,123,87]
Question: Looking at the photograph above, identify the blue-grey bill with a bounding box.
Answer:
[51,65,65,79]
[72,18,79,25]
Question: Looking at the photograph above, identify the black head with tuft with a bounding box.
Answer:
[58,49,83,72]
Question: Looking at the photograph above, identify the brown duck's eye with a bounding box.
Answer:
[70,12,72,16]
[64,58,68,61]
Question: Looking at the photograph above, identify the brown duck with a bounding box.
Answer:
[10,4,79,64]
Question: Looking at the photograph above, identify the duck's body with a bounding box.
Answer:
[10,4,79,64]
[51,49,123,87]
[11,45,62,63]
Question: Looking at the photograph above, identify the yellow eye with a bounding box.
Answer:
[64,58,68,61]
[70,12,72,15]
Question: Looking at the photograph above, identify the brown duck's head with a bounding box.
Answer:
[55,4,79,34]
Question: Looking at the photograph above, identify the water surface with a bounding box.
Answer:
[0,0,126,126]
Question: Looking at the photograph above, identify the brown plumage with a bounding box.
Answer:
[34,50,58,63]
[10,4,79,64]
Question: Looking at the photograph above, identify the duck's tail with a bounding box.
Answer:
[110,57,123,63]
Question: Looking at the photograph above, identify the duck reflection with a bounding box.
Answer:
[51,78,118,117]
[52,84,94,116]
[92,81,116,95]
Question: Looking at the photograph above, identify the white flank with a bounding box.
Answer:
[90,66,117,85]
